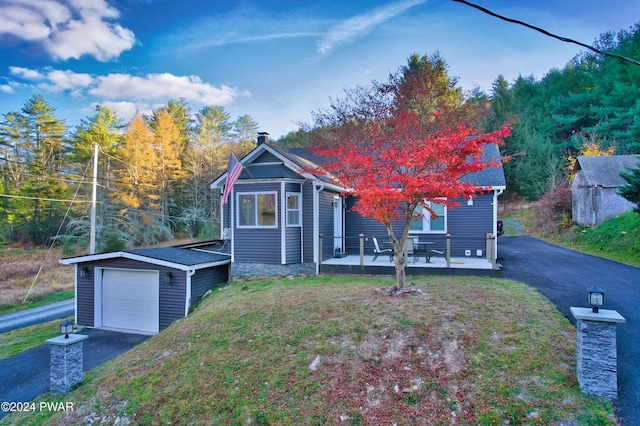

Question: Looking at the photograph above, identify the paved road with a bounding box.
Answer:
[0,299,75,334]
[0,328,149,421]
[499,236,640,426]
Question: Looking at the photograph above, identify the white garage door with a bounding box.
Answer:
[102,269,159,334]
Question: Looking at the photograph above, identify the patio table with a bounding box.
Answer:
[413,241,435,263]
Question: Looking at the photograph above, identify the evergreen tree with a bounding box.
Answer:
[8,95,68,243]
[618,158,640,213]
[0,112,27,242]
[67,105,125,251]
[487,75,514,131]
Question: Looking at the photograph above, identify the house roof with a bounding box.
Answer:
[210,142,344,191]
[211,141,506,191]
[238,162,303,180]
[60,246,230,271]
[461,143,506,189]
[576,155,640,187]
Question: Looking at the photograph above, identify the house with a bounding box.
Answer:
[60,244,230,334]
[211,133,506,276]
[572,155,639,226]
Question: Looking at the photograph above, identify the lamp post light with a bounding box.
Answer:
[571,284,625,398]
[60,319,73,338]
[587,285,605,313]
[48,319,87,394]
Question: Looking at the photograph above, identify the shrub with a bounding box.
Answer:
[533,183,573,234]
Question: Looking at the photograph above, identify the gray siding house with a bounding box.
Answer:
[60,246,230,334]
[572,155,639,226]
[211,133,506,275]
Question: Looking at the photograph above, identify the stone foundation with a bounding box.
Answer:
[232,262,316,278]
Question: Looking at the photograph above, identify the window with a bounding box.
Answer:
[238,192,277,227]
[286,193,301,226]
[410,200,447,233]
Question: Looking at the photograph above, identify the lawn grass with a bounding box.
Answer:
[0,319,71,361]
[6,275,617,425]
[570,212,640,267]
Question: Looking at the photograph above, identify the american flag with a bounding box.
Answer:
[222,152,244,206]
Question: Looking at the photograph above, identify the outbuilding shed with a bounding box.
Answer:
[572,155,638,226]
[60,245,230,334]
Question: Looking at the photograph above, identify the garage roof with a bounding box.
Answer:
[60,247,230,271]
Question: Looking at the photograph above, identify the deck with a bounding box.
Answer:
[321,253,502,277]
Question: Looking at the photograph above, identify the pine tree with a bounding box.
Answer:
[68,105,125,250]
[618,158,640,213]
[14,95,67,243]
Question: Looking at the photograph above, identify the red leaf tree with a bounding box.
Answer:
[309,53,510,291]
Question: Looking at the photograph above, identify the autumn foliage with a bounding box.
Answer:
[310,53,510,290]
[312,114,509,228]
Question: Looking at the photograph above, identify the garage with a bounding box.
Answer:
[102,269,159,334]
[60,243,231,334]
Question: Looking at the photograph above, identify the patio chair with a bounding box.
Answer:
[372,237,394,262]
[426,247,446,263]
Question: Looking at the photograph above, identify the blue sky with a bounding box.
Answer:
[1,0,639,139]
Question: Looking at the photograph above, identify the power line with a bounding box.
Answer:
[22,157,91,304]
[1,156,169,189]
[0,193,93,203]
[453,0,640,67]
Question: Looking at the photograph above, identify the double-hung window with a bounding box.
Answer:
[410,199,447,233]
[237,192,277,228]
[286,193,301,226]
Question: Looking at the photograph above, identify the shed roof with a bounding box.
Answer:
[60,246,230,271]
[576,155,640,187]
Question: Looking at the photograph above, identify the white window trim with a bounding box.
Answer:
[286,192,302,227]
[410,198,447,234]
[236,191,278,229]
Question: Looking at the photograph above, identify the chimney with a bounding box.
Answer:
[257,132,269,145]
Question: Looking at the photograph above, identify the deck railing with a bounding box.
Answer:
[319,233,497,271]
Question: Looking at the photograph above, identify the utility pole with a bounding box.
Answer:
[89,143,98,254]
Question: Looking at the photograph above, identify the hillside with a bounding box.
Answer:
[7,276,615,425]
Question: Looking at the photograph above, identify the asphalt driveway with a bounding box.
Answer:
[499,236,640,426]
[0,299,75,333]
[0,328,149,422]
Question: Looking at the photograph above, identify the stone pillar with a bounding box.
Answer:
[570,307,625,398]
[46,334,89,394]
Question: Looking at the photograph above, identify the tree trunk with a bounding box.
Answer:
[394,251,407,291]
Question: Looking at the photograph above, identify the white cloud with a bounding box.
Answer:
[155,5,319,54]
[7,67,242,108]
[317,0,427,55]
[9,66,45,80]
[0,0,136,61]
[89,73,239,105]
[99,101,139,122]
[42,69,93,95]
[0,0,67,41]
[0,84,14,94]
